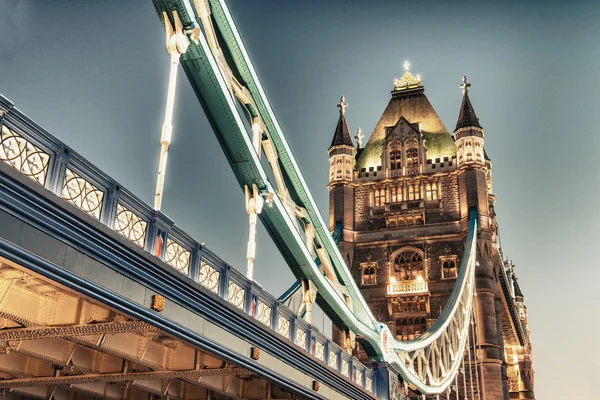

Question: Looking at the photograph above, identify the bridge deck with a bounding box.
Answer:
[0,95,386,399]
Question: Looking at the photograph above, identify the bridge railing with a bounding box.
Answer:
[0,94,376,394]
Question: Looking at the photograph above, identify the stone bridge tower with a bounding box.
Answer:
[326,64,535,400]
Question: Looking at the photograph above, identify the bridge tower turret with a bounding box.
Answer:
[327,96,357,351]
[327,96,356,233]
[454,76,509,400]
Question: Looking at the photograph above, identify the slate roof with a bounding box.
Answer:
[356,89,455,170]
[455,91,482,131]
[329,111,354,148]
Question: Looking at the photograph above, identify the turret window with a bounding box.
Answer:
[425,182,438,201]
[393,249,424,281]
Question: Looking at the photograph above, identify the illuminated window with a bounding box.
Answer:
[393,249,424,281]
[426,182,438,200]
[406,147,418,167]
[362,265,377,286]
[390,185,402,203]
[395,317,427,341]
[374,188,386,207]
[390,148,402,170]
[407,183,421,201]
[441,256,457,279]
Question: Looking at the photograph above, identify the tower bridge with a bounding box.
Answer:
[0,0,535,399]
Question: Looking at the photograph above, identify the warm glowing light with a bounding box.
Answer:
[390,277,396,283]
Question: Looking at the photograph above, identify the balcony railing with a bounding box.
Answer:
[388,278,428,295]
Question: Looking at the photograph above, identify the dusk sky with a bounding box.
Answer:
[1,0,598,398]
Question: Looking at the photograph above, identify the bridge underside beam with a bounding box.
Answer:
[0,258,307,400]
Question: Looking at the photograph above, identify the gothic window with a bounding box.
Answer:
[390,148,402,170]
[374,188,386,207]
[441,256,457,279]
[345,159,352,179]
[390,185,402,203]
[406,147,418,168]
[395,317,428,341]
[407,183,421,201]
[393,249,424,281]
[362,264,377,286]
[335,158,343,180]
[426,182,438,201]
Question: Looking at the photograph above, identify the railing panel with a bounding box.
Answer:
[61,168,104,220]
[227,280,245,310]
[198,261,220,294]
[164,238,191,275]
[0,125,50,186]
[114,203,148,247]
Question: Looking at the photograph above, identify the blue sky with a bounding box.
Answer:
[1,0,598,397]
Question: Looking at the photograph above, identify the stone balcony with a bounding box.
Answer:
[387,278,429,295]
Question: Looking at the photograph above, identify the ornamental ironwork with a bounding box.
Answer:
[61,168,104,220]
[227,281,245,310]
[198,262,220,294]
[328,350,338,369]
[114,204,147,247]
[256,301,271,326]
[0,126,49,185]
[366,377,373,392]
[165,239,191,275]
[355,368,363,386]
[314,341,324,361]
[295,328,306,349]
[341,359,349,377]
[277,315,290,338]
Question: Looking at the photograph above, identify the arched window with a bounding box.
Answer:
[374,188,386,207]
[390,185,402,203]
[442,257,457,279]
[426,182,438,201]
[390,148,402,170]
[335,158,343,180]
[406,147,418,168]
[407,183,420,201]
[362,265,376,285]
[393,249,424,281]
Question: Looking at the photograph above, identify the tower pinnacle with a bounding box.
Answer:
[337,96,348,115]
[393,60,422,91]
[460,75,471,95]
[329,96,353,149]
[455,75,481,131]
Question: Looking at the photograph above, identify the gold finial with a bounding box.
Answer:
[355,127,364,148]
[337,96,348,115]
[403,60,410,72]
[394,60,422,90]
[460,76,471,95]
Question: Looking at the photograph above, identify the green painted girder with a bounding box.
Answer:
[151,1,380,346]
[151,2,480,394]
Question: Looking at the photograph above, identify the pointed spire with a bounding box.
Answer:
[329,96,354,148]
[455,76,482,131]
